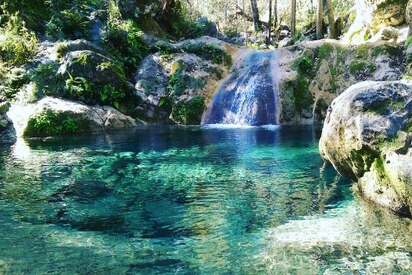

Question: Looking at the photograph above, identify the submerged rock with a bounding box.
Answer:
[320,81,412,216]
[13,97,138,138]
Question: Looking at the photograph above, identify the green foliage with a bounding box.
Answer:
[0,11,38,66]
[100,84,126,107]
[172,96,205,125]
[104,13,149,76]
[65,75,94,101]
[63,71,129,109]
[24,110,90,137]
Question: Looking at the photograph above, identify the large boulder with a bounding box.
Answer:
[320,81,412,216]
[8,97,138,138]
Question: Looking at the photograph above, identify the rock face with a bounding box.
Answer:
[320,81,412,216]
[279,40,405,124]
[11,97,138,138]
[134,37,235,124]
[0,102,16,144]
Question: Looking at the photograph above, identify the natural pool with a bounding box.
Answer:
[0,126,411,274]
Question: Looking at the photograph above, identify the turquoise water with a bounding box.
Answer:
[0,126,411,274]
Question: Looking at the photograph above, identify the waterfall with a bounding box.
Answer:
[201,50,280,126]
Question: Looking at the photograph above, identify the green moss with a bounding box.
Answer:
[349,60,376,75]
[172,96,205,125]
[24,110,90,137]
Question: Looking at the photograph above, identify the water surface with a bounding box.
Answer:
[0,126,411,274]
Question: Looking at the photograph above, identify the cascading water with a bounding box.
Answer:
[201,50,280,126]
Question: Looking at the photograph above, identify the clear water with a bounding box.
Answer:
[0,126,411,274]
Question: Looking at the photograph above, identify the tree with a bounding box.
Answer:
[326,0,337,39]
[250,0,261,32]
[268,0,272,43]
[291,0,296,36]
[274,0,278,29]
[316,0,323,39]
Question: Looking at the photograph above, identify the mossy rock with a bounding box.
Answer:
[24,110,91,137]
[171,96,205,125]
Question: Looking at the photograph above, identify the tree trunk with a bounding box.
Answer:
[407,0,412,36]
[274,0,278,28]
[291,0,296,36]
[326,0,337,39]
[268,0,273,44]
[316,0,323,39]
[243,0,248,45]
[250,0,261,32]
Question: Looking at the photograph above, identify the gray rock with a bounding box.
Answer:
[320,81,412,216]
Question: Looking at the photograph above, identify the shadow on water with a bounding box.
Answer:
[0,126,411,274]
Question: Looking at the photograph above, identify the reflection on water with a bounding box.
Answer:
[0,126,411,274]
